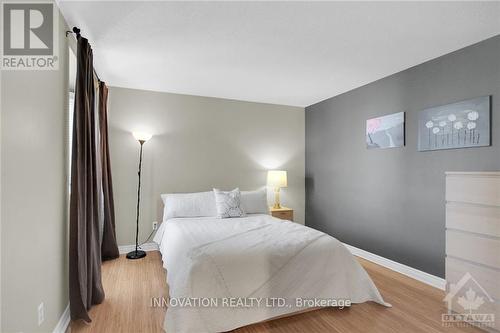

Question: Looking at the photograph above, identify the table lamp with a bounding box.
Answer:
[267,170,287,209]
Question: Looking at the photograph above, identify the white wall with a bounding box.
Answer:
[0,8,69,332]
[108,87,305,245]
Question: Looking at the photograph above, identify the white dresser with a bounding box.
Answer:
[445,172,500,332]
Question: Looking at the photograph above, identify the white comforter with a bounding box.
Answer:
[153,214,388,333]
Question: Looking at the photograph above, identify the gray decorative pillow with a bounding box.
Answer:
[213,188,246,218]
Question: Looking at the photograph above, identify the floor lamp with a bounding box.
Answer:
[127,132,152,260]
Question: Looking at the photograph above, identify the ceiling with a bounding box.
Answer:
[57,1,500,107]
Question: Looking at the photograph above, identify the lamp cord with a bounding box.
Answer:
[139,229,156,247]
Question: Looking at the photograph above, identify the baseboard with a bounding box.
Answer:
[343,243,446,290]
[118,242,159,254]
[53,304,70,333]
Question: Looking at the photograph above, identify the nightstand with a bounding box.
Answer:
[270,207,293,221]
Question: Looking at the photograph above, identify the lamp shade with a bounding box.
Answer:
[132,132,152,142]
[267,170,287,188]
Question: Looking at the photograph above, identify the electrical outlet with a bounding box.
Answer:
[152,221,158,231]
[38,302,44,326]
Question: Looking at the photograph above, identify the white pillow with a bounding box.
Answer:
[241,188,269,214]
[213,188,245,218]
[161,191,216,221]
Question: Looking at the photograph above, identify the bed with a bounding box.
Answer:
[153,211,389,333]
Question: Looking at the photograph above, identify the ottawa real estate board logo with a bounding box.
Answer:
[442,272,496,329]
[1,2,59,70]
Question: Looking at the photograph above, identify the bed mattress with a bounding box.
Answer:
[153,214,389,332]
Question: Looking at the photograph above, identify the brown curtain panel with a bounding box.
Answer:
[99,81,120,260]
[69,36,104,322]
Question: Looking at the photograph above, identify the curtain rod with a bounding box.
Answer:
[66,26,102,82]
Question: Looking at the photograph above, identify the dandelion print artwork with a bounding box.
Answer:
[467,122,477,144]
[425,121,434,147]
[366,112,405,149]
[448,114,457,145]
[468,111,479,121]
[454,121,463,144]
[432,127,440,148]
[417,96,491,151]
[439,121,447,145]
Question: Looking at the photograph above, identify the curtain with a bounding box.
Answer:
[99,81,120,260]
[69,35,119,322]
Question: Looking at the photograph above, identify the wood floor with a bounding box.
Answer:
[69,251,483,333]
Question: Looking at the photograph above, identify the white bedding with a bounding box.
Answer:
[153,214,389,333]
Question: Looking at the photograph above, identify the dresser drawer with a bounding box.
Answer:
[446,202,500,237]
[271,210,293,221]
[446,256,500,300]
[446,174,500,206]
[446,230,500,269]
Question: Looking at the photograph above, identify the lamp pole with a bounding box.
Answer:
[127,139,147,260]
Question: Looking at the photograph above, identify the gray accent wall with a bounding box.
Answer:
[305,35,500,278]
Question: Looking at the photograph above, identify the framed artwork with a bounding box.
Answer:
[366,112,405,149]
[417,96,491,151]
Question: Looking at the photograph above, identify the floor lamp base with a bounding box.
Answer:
[126,249,146,260]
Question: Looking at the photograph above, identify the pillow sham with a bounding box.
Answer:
[161,191,216,221]
[213,188,246,218]
[241,188,269,214]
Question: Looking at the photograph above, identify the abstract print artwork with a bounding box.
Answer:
[366,112,405,149]
[418,96,491,151]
